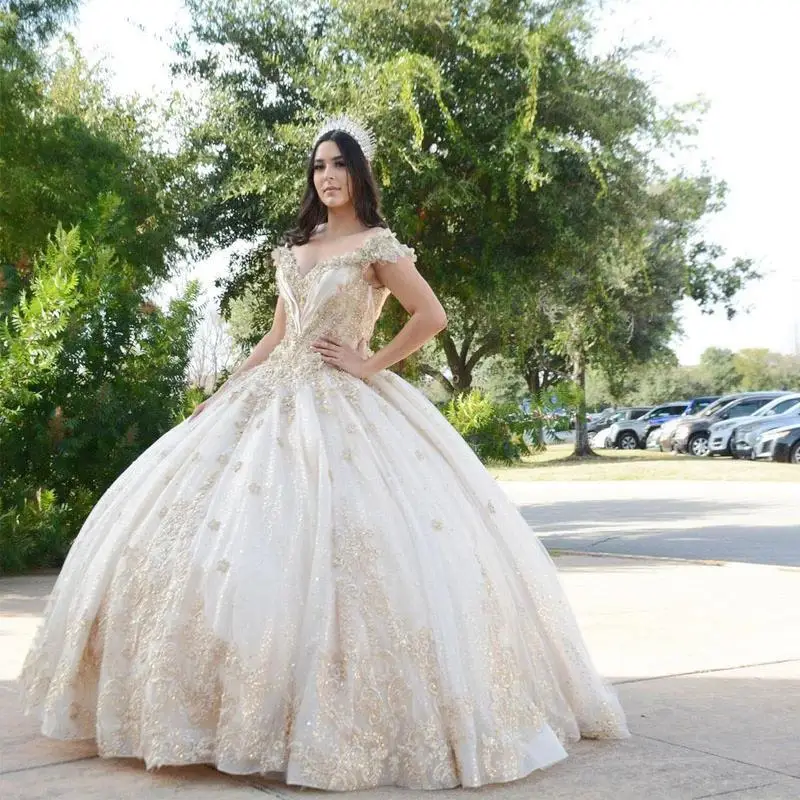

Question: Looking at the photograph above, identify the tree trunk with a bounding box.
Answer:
[441,331,472,394]
[525,362,541,395]
[572,349,593,457]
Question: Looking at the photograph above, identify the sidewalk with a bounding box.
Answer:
[1,554,798,799]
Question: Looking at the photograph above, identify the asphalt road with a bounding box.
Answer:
[500,480,800,567]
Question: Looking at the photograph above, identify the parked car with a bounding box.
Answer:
[672,392,790,457]
[608,401,689,450]
[645,427,663,450]
[590,407,650,447]
[591,428,613,448]
[729,395,800,459]
[772,424,800,464]
[709,393,800,457]
[586,407,615,434]
[753,420,800,463]
[586,406,649,435]
[655,396,722,452]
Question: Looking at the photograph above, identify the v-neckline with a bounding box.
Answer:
[287,228,389,281]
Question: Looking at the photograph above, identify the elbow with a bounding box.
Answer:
[431,308,448,333]
[413,304,447,335]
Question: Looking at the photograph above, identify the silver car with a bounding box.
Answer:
[753,420,800,461]
[710,394,800,457]
[731,398,800,459]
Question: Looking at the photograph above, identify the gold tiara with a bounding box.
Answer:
[313,114,376,161]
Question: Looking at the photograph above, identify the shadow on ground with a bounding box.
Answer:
[518,498,800,567]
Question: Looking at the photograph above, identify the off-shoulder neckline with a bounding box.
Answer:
[281,227,393,280]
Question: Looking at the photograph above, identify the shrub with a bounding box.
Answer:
[442,390,535,464]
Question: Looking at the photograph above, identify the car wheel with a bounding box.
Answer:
[687,432,710,457]
[617,432,639,450]
[790,442,800,465]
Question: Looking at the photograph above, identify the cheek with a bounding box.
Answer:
[338,167,352,194]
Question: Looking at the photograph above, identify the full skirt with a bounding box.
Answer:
[20,363,628,790]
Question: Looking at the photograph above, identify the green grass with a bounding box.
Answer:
[488,443,800,482]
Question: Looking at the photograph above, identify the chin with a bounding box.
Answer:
[321,196,349,208]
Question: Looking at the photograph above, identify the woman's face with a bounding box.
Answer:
[313,139,353,209]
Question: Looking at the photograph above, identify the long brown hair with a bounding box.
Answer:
[283,130,386,246]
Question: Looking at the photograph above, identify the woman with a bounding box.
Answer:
[20,115,628,791]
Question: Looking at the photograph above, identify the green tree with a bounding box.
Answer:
[177,0,757,457]
[178,0,675,390]
[0,9,201,571]
[733,348,798,391]
[0,217,201,573]
[697,347,739,394]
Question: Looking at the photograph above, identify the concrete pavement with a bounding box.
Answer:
[2,550,798,799]
[503,480,800,566]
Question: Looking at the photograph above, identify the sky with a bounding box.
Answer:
[71,0,800,365]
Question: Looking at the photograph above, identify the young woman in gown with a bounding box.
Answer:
[20,116,628,791]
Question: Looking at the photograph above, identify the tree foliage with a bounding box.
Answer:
[586,346,800,409]
[0,8,201,572]
[178,0,756,448]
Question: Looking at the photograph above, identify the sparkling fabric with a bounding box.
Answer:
[19,227,628,790]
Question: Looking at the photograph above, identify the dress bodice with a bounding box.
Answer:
[229,227,416,401]
[273,226,414,350]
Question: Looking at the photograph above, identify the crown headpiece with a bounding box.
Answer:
[313,114,376,161]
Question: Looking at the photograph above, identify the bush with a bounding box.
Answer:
[442,390,535,464]
[0,488,78,574]
[520,383,582,450]
[0,222,200,574]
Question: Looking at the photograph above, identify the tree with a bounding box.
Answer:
[176,0,757,457]
[697,347,739,394]
[0,217,201,573]
[177,0,671,390]
[0,10,201,570]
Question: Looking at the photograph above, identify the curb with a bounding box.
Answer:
[548,548,800,571]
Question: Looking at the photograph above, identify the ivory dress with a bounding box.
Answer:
[20,226,628,790]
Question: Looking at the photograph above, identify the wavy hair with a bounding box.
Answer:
[282,130,386,246]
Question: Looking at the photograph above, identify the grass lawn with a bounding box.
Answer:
[488,443,800,482]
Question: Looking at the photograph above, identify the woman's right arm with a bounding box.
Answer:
[192,296,287,416]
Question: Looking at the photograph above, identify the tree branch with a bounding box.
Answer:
[418,363,454,394]
[465,332,500,372]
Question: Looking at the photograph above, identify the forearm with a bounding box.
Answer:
[364,311,446,376]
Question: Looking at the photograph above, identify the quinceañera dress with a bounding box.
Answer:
[20,226,628,790]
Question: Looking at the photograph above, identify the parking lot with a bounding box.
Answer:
[502,480,800,566]
[588,392,800,464]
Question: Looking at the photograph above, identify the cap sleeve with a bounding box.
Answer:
[359,228,417,265]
